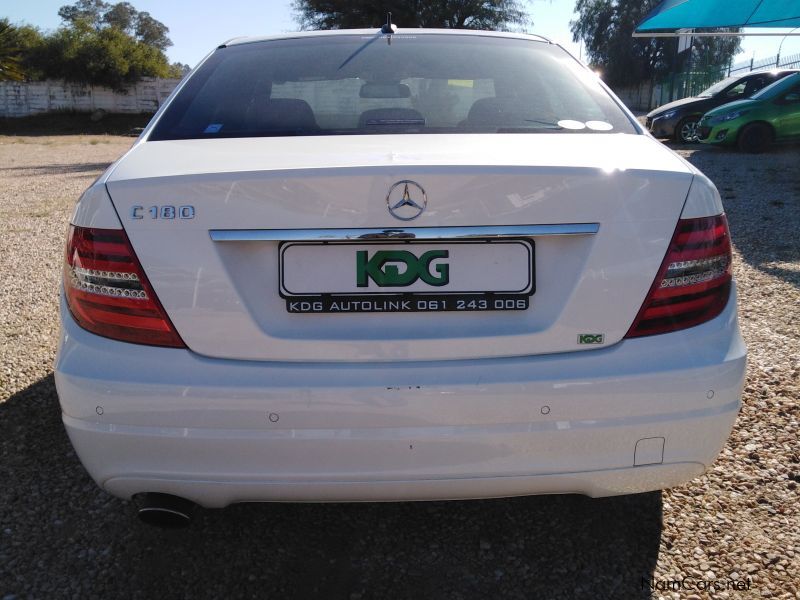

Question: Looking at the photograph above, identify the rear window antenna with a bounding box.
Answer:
[381,12,397,34]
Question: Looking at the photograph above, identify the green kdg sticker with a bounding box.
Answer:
[578,333,605,344]
[357,250,449,287]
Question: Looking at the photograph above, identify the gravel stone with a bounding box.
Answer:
[1,135,798,599]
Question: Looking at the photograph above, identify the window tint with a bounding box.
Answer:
[744,77,767,96]
[698,76,739,97]
[725,82,747,97]
[752,73,800,99]
[149,34,635,140]
[781,83,800,103]
[268,77,498,129]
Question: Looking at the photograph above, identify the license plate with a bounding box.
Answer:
[280,240,534,313]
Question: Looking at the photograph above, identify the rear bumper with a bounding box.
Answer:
[55,289,746,507]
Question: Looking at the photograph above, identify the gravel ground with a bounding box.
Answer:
[0,134,798,599]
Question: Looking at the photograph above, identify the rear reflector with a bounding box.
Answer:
[64,226,185,348]
[625,215,732,338]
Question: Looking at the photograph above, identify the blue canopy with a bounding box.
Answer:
[635,0,800,35]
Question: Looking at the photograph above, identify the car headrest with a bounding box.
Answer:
[466,97,518,127]
[254,98,318,131]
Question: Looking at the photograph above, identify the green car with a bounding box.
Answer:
[698,71,800,152]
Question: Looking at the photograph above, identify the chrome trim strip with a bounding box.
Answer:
[210,224,599,242]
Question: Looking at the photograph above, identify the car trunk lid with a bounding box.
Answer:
[106,133,694,362]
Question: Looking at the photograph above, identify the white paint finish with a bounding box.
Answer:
[56,288,745,428]
[70,183,122,229]
[0,78,180,118]
[680,173,725,219]
[96,460,706,505]
[223,28,554,48]
[110,134,691,180]
[105,135,694,361]
[175,232,601,360]
[280,241,532,295]
[54,29,746,504]
[634,437,666,466]
[55,292,744,505]
[64,408,737,479]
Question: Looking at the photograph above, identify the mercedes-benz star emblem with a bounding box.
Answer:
[386,180,427,221]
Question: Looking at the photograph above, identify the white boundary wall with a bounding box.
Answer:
[613,81,662,113]
[0,78,180,118]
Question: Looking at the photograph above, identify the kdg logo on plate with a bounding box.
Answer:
[357,250,450,287]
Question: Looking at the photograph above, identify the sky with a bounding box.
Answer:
[5,0,800,69]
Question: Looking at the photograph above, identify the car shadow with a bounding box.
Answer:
[0,374,663,599]
[0,113,151,136]
[0,162,113,175]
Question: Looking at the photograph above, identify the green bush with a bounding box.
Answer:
[4,2,186,90]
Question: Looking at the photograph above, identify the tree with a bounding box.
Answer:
[171,62,191,77]
[31,18,177,89]
[293,0,529,31]
[0,19,33,81]
[7,1,180,89]
[571,0,740,87]
[1,20,48,82]
[103,2,137,32]
[133,11,171,51]
[57,0,172,49]
[57,0,108,28]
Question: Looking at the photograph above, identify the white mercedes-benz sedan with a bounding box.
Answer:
[55,28,746,525]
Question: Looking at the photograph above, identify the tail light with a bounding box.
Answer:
[626,214,732,338]
[63,226,185,348]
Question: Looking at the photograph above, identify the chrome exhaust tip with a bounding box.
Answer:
[135,493,196,528]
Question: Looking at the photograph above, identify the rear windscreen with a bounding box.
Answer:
[149,34,636,140]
